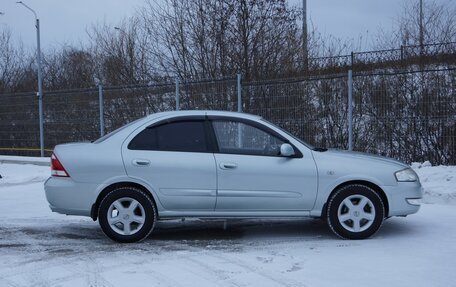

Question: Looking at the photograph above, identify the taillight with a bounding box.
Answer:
[51,153,69,177]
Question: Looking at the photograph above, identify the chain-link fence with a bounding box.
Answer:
[353,68,455,164]
[243,74,349,150]
[1,43,455,164]
[0,92,41,156]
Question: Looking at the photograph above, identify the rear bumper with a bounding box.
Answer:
[44,177,98,217]
[382,181,423,217]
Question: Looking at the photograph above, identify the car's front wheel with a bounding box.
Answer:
[327,184,385,239]
[98,187,156,243]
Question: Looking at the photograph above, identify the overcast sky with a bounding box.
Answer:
[0,0,454,52]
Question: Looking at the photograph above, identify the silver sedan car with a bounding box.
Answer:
[44,111,422,243]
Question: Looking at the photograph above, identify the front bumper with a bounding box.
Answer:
[44,176,99,217]
[382,181,423,217]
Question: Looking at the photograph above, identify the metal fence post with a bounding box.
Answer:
[98,84,104,137]
[36,19,44,157]
[175,78,180,111]
[348,69,353,151]
[38,91,44,157]
[237,73,242,112]
[236,73,243,148]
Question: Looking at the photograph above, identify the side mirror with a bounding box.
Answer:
[280,143,295,157]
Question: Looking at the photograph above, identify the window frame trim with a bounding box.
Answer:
[127,114,303,158]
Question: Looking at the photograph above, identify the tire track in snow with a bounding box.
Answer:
[183,256,244,287]
[208,252,307,287]
[113,251,185,287]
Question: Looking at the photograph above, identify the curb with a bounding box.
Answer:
[0,156,50,166]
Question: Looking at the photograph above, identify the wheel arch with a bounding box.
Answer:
[321,180,389,220]
[90,181,158,221]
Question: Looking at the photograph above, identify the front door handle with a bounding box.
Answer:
[132,159,150,166]
[219,162,237,169]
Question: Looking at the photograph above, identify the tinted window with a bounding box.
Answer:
[212,120,285,156]
[129,121,208,152]
[128,128,158,150]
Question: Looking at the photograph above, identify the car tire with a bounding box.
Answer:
[327,184,384,240]
[98,187,156,243]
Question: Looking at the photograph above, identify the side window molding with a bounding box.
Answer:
[147,115,206,129]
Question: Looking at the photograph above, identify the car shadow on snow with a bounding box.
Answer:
[374,217,421,239]
[3,217,420,257]
[144,218,334,249]
[1,218,334,257]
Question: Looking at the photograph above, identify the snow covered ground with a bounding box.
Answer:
[0,161,455,287]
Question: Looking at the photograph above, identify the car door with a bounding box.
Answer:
[210,118,318,211]
[122,117,217,211]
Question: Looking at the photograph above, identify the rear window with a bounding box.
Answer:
[94,117,144,144]
[128,121,208,152]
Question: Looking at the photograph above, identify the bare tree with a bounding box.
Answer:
[87,17,156,86]
[377,0,456,48]
[41,46,95,90]
[140,0,304,80]
[0,26,28,93]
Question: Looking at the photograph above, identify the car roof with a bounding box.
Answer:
[143,110,262,121]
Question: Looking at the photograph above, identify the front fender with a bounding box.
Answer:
[310,174,395,217]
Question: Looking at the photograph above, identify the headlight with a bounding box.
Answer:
[395,168,418,182]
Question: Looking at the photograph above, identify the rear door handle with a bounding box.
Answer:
[132,159,150,166]
[219,162,237,169]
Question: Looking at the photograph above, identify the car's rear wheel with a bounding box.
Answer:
[327,184,384,239]
[98,187,156,243]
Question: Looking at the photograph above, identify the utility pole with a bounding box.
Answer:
[302,0,308,71]
[419,0,424,54]
[17,1,44,157]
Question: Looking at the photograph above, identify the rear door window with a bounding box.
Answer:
[128,121,208,152]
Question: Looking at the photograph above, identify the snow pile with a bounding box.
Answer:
[0,155,50,165]
[0,163,50,187]
[412,161,456,205]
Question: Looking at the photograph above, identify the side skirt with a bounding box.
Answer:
[158,210,311,219]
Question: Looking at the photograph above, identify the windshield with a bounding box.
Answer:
[261,118,316,150]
